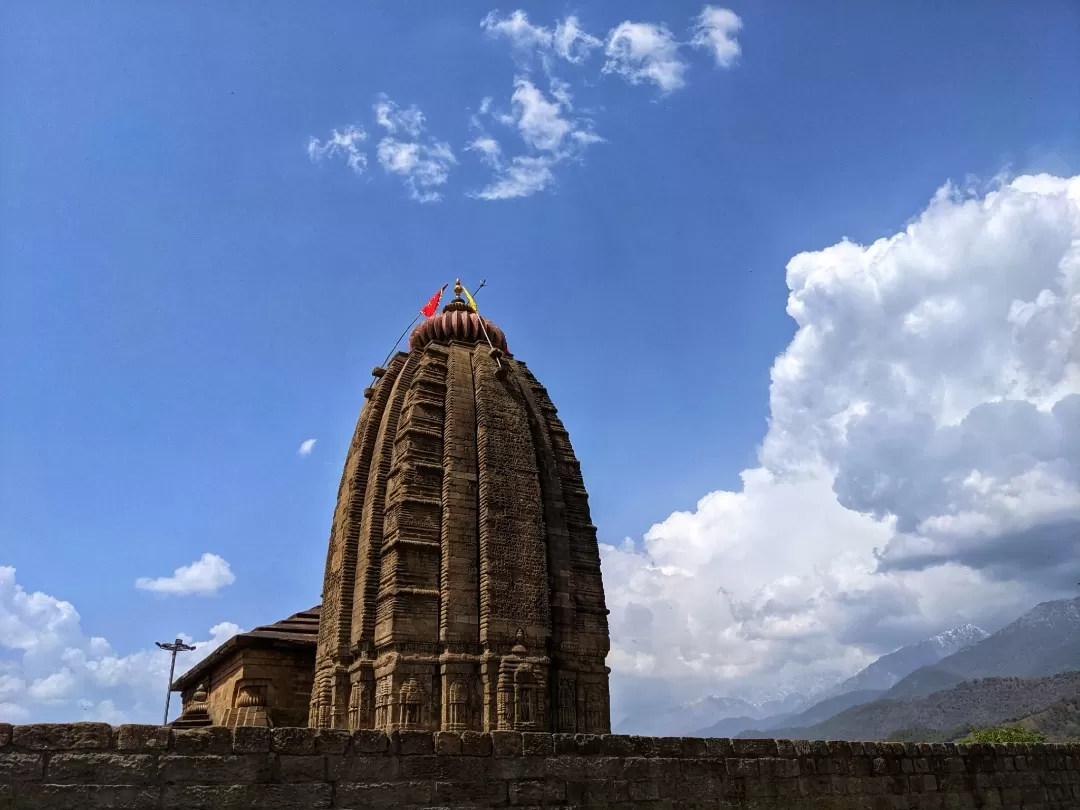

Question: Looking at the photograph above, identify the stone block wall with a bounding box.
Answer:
[1,722,1077,808]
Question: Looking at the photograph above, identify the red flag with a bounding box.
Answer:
[421,285,446,318]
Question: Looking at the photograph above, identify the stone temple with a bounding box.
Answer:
[172,283,611,734]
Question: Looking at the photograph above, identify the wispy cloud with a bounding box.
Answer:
[691,6,743,68]
[602,22,688,94]
[468,77,603,200]
[481,10,603,70]
[297,438,317,456]
[307,125,368,174]
[309,7,743,201]
[134,553,235,597]
[373,95,457,203]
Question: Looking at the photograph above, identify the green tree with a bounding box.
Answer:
[961,726,1046,744]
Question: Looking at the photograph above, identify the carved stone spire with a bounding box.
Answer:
[311,290,610,732]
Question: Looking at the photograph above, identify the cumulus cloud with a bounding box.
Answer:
[0,566,241,722]
[605,173,1080,728]
[307,125,368,174]
[372,95,457,203]
[602,21,688,94]
[135,553,236,596]
[690,6,743,68]
[297,438,317,457]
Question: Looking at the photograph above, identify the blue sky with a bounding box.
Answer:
[2,1,1079,724]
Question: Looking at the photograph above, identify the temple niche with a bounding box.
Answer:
[170,282,611,733]
[310,281,611,733]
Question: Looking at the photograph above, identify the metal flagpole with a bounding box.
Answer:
[156,638,196,726]
[462,279,503,374]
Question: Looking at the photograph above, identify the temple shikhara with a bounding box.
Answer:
[172,282,611,734]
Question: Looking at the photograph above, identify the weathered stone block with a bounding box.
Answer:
[11,723,112,751]
[706,737,734,758]
[335,779,433,808]
[597,734,634,756]
[270,727,316,755]
[116,724,170,753]
[727,756,759,777]
[619,756,650,781]
[652,735,682,757]
[172,727,233,756]
[276,753,326,782]
[158,754,273,784]
[351,729,390,754]
[0,752,44,781]
[544,753,586,781]
[552,732,576,754]
[47,752,156,783]
[486,754,545,780]
[16,783,158,810]
[161,783,331,809]
[327,753,401,782]
[394,729,434,756]
[733,738,777,758]
[680,736,709,757]
[231,726,270,754]
[0,724,12,748]
[435,730,462,755]
[681,756,726,778]
[522,731,553,756]
[436,778,508,804]
[510,777,566,804]
[492,730,523,757]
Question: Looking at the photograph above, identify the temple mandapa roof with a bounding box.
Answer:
[171,606,320,692]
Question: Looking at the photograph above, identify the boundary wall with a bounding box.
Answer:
[1,722,1077,808]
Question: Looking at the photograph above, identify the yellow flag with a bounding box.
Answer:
[462,285,478,314]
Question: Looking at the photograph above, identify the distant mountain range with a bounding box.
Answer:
[688,624,989,738]
[628,596,1080,741]
[755,671,1080,742]
[734,596,1080,741]
[885,597,1080,701]
[830,624,989,695]
[614,693,804,737]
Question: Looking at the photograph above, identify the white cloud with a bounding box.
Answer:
[373,97,426,139]
[307,124,368,174]
[468,78,603,200]
[135,553,236,596]
[373,95,457,203]
[0,566,241,722]
[481,11,602,69]
[554,16,603,64]
[606,173,1080,727]
[297,438,317,456]
[603,21,688,94]
[690,6,743,68]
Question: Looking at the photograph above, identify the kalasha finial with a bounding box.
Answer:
[454,278,464,299]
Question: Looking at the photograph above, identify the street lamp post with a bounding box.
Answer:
[155,638,196,726]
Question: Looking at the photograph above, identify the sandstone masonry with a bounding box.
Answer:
[2,722,1078,809]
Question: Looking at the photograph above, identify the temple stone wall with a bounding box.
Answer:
[2,723,1077,809]
[179,647,314,729]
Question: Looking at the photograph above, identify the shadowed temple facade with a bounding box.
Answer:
[172,282,611,733]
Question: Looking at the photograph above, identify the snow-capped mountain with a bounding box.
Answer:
[624,624,990,737]
[832,624,989,695]
[614,694,785,737]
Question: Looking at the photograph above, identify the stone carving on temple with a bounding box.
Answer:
[309,280,611,732]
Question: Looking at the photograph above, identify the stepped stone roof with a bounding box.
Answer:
[172,606,320,692]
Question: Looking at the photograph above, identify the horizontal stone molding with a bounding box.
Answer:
[2,723,1079,808]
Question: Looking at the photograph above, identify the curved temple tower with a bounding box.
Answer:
[309,282,611,733]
